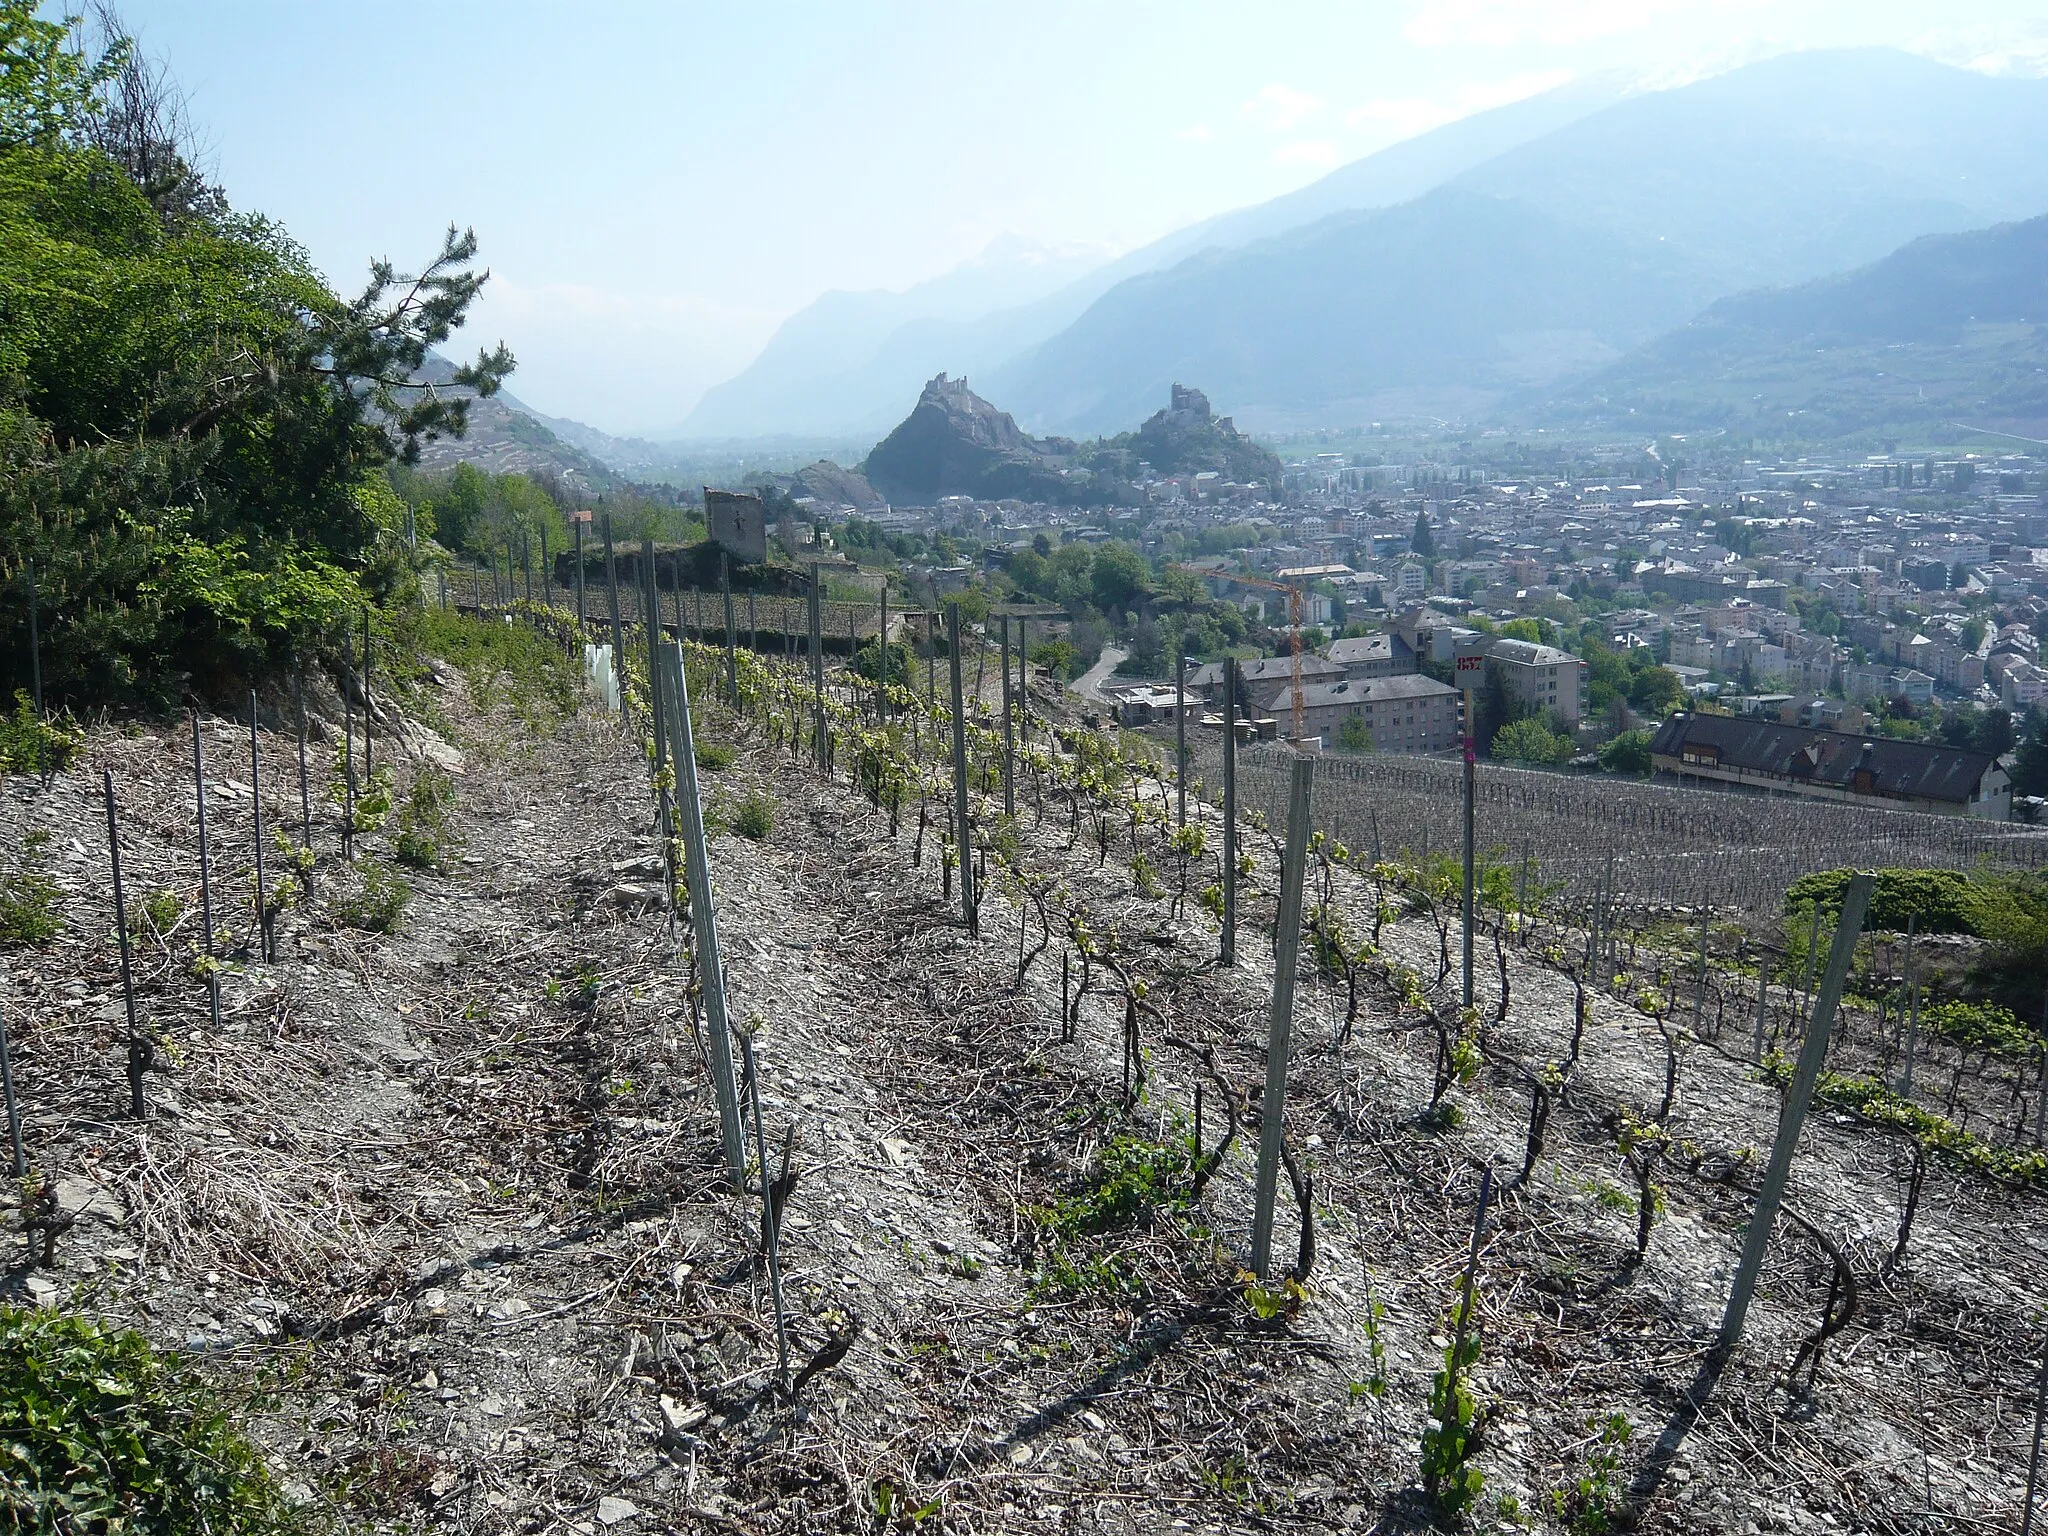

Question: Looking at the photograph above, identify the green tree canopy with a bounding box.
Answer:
[0,5,511,704]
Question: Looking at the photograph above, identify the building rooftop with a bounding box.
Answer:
[1649,712,1996,806]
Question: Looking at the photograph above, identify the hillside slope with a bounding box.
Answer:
[0,613,2040,1532]
[1533,212,2048,438]
[993,48,2048,435]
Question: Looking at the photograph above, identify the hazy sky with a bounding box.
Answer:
[115,1,2048,433]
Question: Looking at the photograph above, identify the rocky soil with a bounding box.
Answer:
[0,640,2043,1536]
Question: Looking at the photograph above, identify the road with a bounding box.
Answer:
[1072,646,1128,704]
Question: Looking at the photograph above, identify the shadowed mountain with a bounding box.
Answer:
[987,49,2048,436]
[1531,213,2048,440]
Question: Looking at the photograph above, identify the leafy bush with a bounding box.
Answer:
[333,861,410,933]
[392,766,457,870]
[1785,867,1986,935]
[693,738,737,772]
[0,694,82,778]
[1922,1000,2040,1058]
[850,638,916,686]
[0,1303,309,1532]
[1596,728,1654,777]
[0,829,62,946]
[410,609,576,728]
[1490,716,1573,766]
[732,792,774,840]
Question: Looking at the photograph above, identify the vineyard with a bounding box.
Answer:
[1191,739,2048,921]
[0,581,2043,1534]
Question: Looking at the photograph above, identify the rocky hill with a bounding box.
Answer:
[860,373,1073,505]
[1081,384,1283,486]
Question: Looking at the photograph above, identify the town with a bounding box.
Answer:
[744,382,2039,821]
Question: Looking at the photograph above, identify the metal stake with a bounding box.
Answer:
[250,691,269,964]
[1716,872,1873,1357]
[193,713,220,1030]
[0,1004,23,1176]
[999,616,1015,818]
[722,551,738,704]
[662,643,745,1178]
[25,558,41,716]
[1174,639,1187,829]
[948,605,977,935]
[1222,660,1238,967]
[103,770,147,1119]
[741,1031,792,1397]
[573,516,587,626]
[1249,752,1315,1279]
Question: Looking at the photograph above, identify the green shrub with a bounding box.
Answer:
[392,766,458,870]
[732,792,774,840]
[1596,729,1653,777]
[0,1304,310,1532]
[0,830,63,946]
[1785,867,1987,936]
[693,738,737,772]
[333,861,410,933]
[411,609,577,727]
[1491,717,1574,766]
[0,694,83,779]
[1922,1000,2040,1058]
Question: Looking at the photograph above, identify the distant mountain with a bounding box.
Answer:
[985,189,1723,435]
[1531,214,2048,439]
[680,238,1112,441]
[679,77,1627,441]
[990,49,2048,435]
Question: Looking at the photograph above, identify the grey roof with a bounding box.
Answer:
[1649,712,1996,806]
[1280,675,1460,709]
[1326,633,1416,665]
[1187,656,1345,689]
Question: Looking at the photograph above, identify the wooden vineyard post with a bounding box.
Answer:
[1017,616,1029,741]
[539,525,550,606]
[1174,639,1187,830]
[1693,899,1710,1039]
[948,604,978,936]
[1000,616,1015,818]
[1752,965,1769,1064]
[661,643,746,1183]
[643,539,673,862]
[1222,660,1238,967]
[878,582,889,714]
[294,671,313,878]
[103,771,148,1120]
[1715,872,1872,1358]
[1248,752,1314,1280]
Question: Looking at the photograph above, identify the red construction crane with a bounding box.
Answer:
[1169,564,1308,747]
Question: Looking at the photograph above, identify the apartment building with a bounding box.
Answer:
[1270,674,1463,754]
